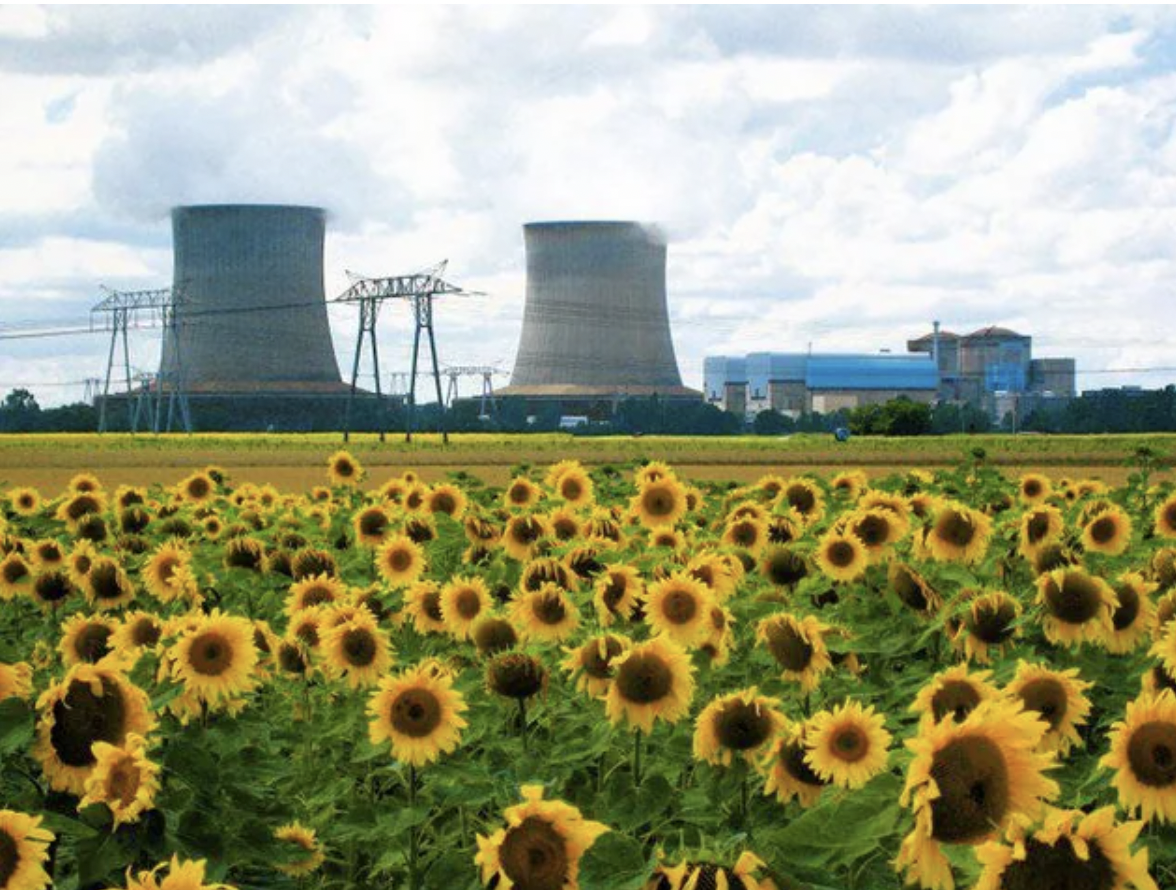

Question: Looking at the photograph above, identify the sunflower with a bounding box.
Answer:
[951,590,1022,665]
[814,530,868,583]
[28,569,72,611]
[0,661,33,703]
[472,616,520,656]
[521,557,580,594]
[1106,572,1157,655]
[286,573,346,618]
[643,573,714,648]
[1005,661,1093,756]
[598,636,695,738]
[761,723,831,808]
[974,806,1156,890]
[562,634,630,699]
[804,699,891,789]
[33,663,155,795]
[464,513,501,547]
[55,490,107,531]
[1018,473,1052,505]
[553,466,594,508]
[142,540,192,602]
[926,503,993,565]
[121,856,226,890]
[594,565,643,626]
[350,505,391,548]
[546,508,582,542]
[0,551,32,600]
[1101,690,1176,825]
[177,471,216,504]
[504,477,543,511]
[501,514,550,562]
[510,583,580,644]
[831,470,869,500]
[403,580,447,634]
[888,562,942,616]
[895,698,1059,890]
[756,613,833,692]
[274,821,325,877]
[650,527,686,551]
[1082,505,1133,557]
[321,613,393,689]
[111,611,164,658]
[721,517,769,556]
[1018,505,1065,561]
[373,535,426,588]
[367,662,468,766]
[487,651,548,701]
[223,536,265,572]
[1153,547,1176,591]
[425,483,467,519]
[0,810,54,890]
[759,545,809,589]
[59,612,118,667]
[1032,541,1081,576]
[78,732,160,827]
[476,784,609,890]
[693,687,786,767]
[1154,493,1176,540]
[288,605,327,652]
[327,450,364,487]
[846,507,903,562]
[645,851,774,890]
[169,611,258,706]
[635,460,675,487]
[911,664,1000,728]
[780,477,825,526]
[7,486,41,517]
[1037,567,1117,647]
[632,476,689,531]
[685,552,738,600]
[440,575,494,640]
[583,507,625,546]
[28,539,64,570]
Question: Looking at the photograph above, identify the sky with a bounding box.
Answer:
[3,5,1176,406]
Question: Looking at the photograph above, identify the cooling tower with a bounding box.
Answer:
[162,204,344,392]
[500,221,697,399]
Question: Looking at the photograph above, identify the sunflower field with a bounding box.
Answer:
[2,450,1176,890]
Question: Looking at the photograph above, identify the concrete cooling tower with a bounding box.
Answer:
[162,204,344,392]
[500,221,699,401]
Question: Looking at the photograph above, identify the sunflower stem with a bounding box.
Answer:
[408,764,420,890]
[802,693,811,718]
[633,730,643,788]
[739,765,750,830]
[517,697,529,753]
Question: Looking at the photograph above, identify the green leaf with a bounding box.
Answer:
[578,831,652,890]
[0,698,33,755]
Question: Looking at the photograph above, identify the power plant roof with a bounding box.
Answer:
[805,354,938,390]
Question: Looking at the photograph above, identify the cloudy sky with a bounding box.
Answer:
[3,5,1176,406]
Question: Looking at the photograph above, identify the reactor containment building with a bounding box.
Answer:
[498,221,700,413]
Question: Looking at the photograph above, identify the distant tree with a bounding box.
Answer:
[753,409,792,436]
[0,388,42,431]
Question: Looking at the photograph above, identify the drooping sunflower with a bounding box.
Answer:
[510,583,581,644]
[910,664,1000,728]
[685,552,738,600]
[1153,547,1176,592]
[367,662,468,766]
[761,723,831,809]
[1148,621,1176,687]
[501,514,550,562]
[632,476,688,530]
[926,503,993,565]
[55,490,107,531]
[814,529,868,583]
[831,469,869,500]
[274,821,326,877]
[288,605,327,652]
[327,450,364,487]
[1102,690,1176,825]
[169,611,258,707]
[425,483,468,519]
[30,569,73,611]
[546,508,582,542]
[805,699,892,789]
[27,539,64,571]
[643,572,715,648]
[1018,473,1052,505]
[286,572,347,617]
[780,477,825,526]
[756,613,833,692]
[0,810,54,890]
[759,545,809,589]
[111,611,164,659]
[439,575,494,640]
[1153,492,1176,540]
[321,613,394,689]
[0,661,33,703]
[351,505,391,548]
[888,562,942,616]
[605,636,695,735]
[1037,567,1118,648]
[471,615,520,656]
[60,539,97,589]
[374,535,426,588]
[895,698,1059,890]
[561,634,630,699]
[223,536,265,573]
[78,732,160,827]
[520,557,580,594]
[594,565,643,626]
[693,687,786,767]
[120,855,225,890]
[1032,541,1082,576]
[403,580,447,634]
[475,785,609,890]
[553,466,594,508]
[59,612,118,667]
[7,486,41,517]
[1106,572,1157,654]
[0,551,33,600]
[974,806,1156,890]
[951,590,1022,665]
[644,850,775,890]
[1018,504,1066,561]
[487,651,548,702]
[33,663,155,794]
[503,477,543,511]
[847,507,903,562]
[1082,504,1134,557]
[1004,661,1093,756]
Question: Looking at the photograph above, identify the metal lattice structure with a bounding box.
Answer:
[442,365,506,417]
[90,285,191,433]
[334,261,480,443]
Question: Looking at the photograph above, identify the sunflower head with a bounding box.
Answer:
[562,634,629,699]
[605,636,695,735]
[1154,493,1176,540]
[814,530,868,583]
[487,651,548,700]
[1101,690,1176,825]
[554,466,594,507]
[274,821,326,876]
[367,663,468,766]
[643,572,714,648]
[1081,505,1133,556]
[1006,661,1093,756]
[327,450,364,487]
[439,575,493,640]
[1036,567,1117,647]
[1018,473,1052,504]
[911,664,999,728]
[804,699,892,789]
[761,724,831,808]
[693,687,785,766]
[170,610,259,708]
[632,477,689,530]
[594,565,643,626]
[471,615,519,656]
[927,503,993,565]
[426,483,468,519]
[887,562,941,616]
[502,514,550,562]
[321,613,393,689]
[8,486,42,516]
[504,477,543,511]
[78,732,160,827]
[954,590,1022,664]
[510,583,580,643]
[756,613,832,692]
[760,546,809,588]
[0,810,54,890]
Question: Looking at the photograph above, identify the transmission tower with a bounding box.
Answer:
[334,261,481,444]
[442,365,506,417]
[90,285,191,434]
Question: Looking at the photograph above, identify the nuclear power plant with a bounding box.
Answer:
[164,205,345,394]
[497,221,700,413]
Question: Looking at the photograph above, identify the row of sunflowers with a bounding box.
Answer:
[2,450,1176,890]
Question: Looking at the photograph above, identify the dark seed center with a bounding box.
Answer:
[615,653,674,704]
[765,621,813,672]
[499,816,568,890]
[1044,574,1103,624]
[715,701,774,751]
[1127,721,1176,788]
[931,681,982,724]
[1017,678,1067,731]
[342,629,377,666]
[928,735,1009,843]
[662,589,698,624]
[390,688,442,738]
[999,837,1115,890]
[50,676,127,767]
[1112,584,1141,630]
